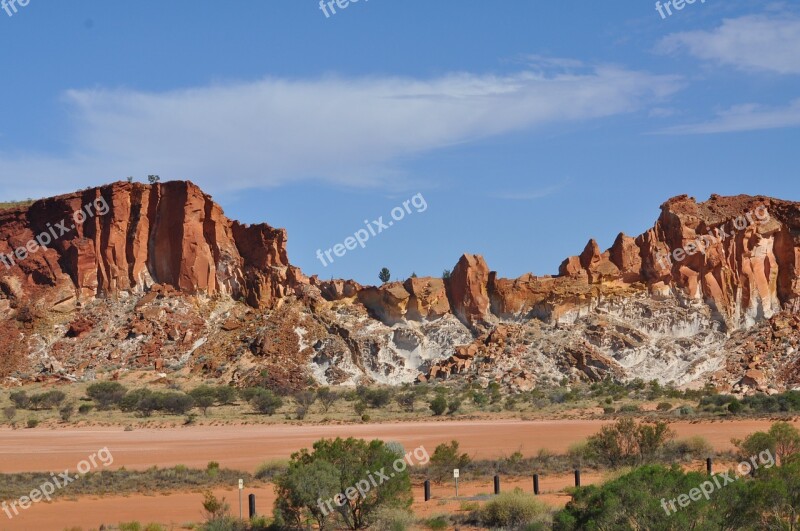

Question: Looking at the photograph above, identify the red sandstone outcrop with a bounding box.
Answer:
[0,181,302,311]
[313,278,362,301]
[556,195,795,330]
[4,182,800,391]
[357,282,411,325]
[404,277,450,320]
[447,254,492,328]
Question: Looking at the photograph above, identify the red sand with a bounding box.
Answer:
[0,418,786,473]
[0,418,792,529]
[0,475,598,530]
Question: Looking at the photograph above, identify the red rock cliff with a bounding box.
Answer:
[0,181,302,310]
[319,194,800,332]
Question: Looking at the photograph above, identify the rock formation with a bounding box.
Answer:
[2,183,800,393]
[0,181,305,312]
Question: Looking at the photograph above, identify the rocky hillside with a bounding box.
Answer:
[1,181,799,394]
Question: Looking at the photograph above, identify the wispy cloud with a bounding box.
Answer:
[658,12,800,74]
[658,99,800,134]
[0,66,681,199]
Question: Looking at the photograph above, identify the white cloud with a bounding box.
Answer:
[658,98,800,134]
[0,66,681,199]
[659,13,800,74]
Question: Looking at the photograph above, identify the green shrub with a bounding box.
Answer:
[359,387,392,408]
[567,441,590,466]
[474,490,549,529]
[273,437,412,530]
[206,461,221,478]
[683,436,713,458]
[585,418,673,467]
[9,391,30,409]
[21,390,67,410]
[317,387,340,413]
[249,515,272,531]
[504,396,518,411]
[214,386,237,405]
[78,403,93,414]
[59,403,75,422]
[656,402,672,412]
[120,389,161,416]
[741,390,800,413]
[428,440,471,482]
[395,392,415,413]
[254,459,289,481]
[201,489,229,520]
[249,389,283,416]
[161,392,195,415]
[3,406,16,421]
[429,396,447,416]
[728,400,743,414]
[26,418,38,429]
[447,399,462,415]
[471,390,489,407]
[663,436,713,462]
[371,507,415,531]
[459,501,480,511]
[354,401,368,416]
[202,517,246,531]
[190,386,217,415]
[86,381,128,410]
[488,382,503,403]
[421,515,449,530]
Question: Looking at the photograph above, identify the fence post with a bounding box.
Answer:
[706,457,713,475]
[424,480,431,502]
[574,469,581,487]
[494,475,500,495]
[533,474,540,495]
[248,494,256,518]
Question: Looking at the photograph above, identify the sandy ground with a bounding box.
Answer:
[0,418,788,473]
[0,418,793,529]
[0,474,600,530]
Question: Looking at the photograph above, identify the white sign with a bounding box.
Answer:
[238,479,244,490]
[453,469,460,478]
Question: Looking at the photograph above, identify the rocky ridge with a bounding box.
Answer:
[1,182,799,393]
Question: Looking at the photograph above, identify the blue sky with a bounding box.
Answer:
[1,0,799,284]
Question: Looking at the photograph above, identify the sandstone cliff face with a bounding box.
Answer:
[315,196,798,334]
[0,181,302,312]
[305,194,800,389]
[557,195,795,331]
[3,185,800,393]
